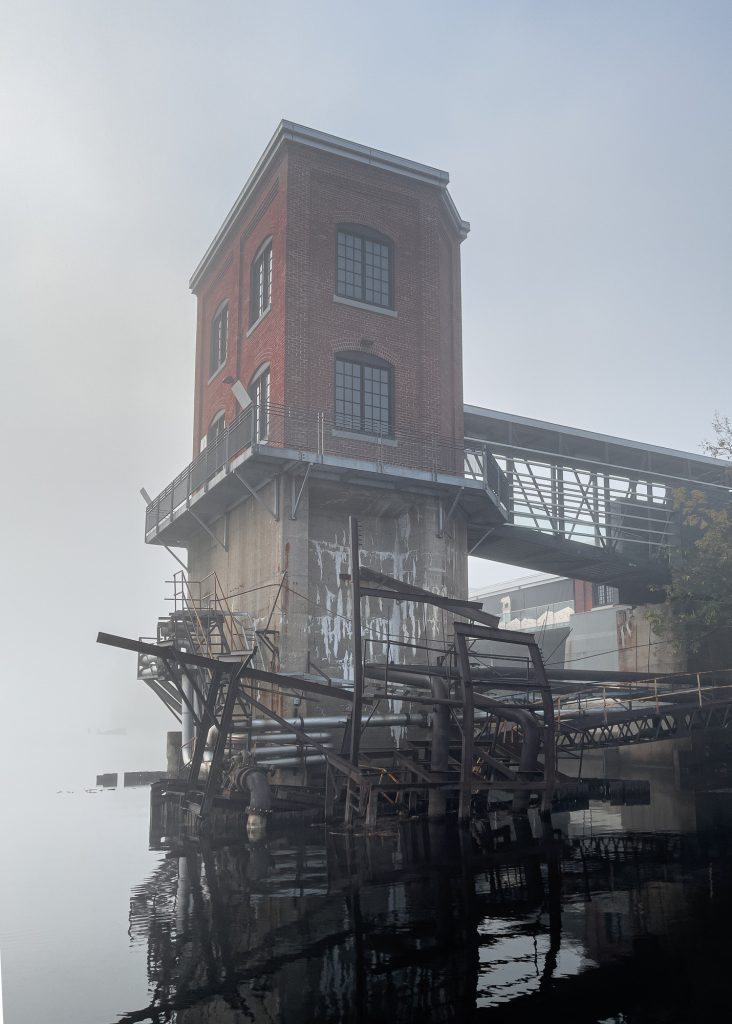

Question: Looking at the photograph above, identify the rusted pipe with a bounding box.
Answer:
[473,694,540,812]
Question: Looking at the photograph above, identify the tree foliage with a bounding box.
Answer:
[653,416,732,664]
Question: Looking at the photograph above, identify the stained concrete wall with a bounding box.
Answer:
[187,473,468,728]
[307,481,467,677]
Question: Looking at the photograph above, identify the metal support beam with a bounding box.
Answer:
[290,462,313,520]
[437,487,464,538]
[359,566,500,627]
[189,510,227,552]
[233,468,279,520]
[97,633,357,703]
[468,526,496,556]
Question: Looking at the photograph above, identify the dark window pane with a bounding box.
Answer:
[250,243,273,326]
[335,357,392,435]
[210,305,228,374]
[336,229,391,307]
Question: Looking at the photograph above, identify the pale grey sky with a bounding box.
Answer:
[1,1,730,766]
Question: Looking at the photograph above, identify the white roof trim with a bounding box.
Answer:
[190,120,468,290]
[470,573,567,601]
[464,404,730,472]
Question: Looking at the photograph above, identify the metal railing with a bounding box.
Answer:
[171,570,254,657]
[145,402,509,536]
[481,450,677,556]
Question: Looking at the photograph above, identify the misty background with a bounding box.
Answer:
[1,1,730,781]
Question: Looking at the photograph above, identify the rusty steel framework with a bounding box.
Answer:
[557,699,732,751]
[99,517,564,828]
[100,513,732,833]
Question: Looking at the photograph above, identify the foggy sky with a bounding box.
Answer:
[2,1,730,763]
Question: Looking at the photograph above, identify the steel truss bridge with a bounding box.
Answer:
[463,405,732,588]
[552,670,732,753]
[143,401,732,590]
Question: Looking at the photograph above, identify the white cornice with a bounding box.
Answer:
[189,120,469,291]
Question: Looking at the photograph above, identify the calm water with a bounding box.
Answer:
[2,756,732,1022]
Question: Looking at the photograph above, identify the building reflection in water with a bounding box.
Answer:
[124,791,732,1023]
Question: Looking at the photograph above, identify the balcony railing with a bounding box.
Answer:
[145,403,509,537]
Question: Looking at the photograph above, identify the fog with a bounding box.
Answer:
[2,0,730,786]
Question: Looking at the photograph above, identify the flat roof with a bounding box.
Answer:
[190,121,469,291]
[471,573,567,601]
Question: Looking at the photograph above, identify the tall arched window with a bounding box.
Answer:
[210,302,228,377]
[207,410,225,447]
[335,353,393,436]
[336,226,393,309]
[250,364,270,442]
[205,410,226,471]
[250,238,273,327]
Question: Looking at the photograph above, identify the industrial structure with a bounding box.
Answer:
[100,122,732,833]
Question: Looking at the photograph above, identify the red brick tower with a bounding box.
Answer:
[145,123,504,685]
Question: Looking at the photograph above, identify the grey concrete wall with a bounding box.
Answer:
[616,604,685,676]
[306,481,467,677]
[562,606,623,672]
[562,604,685,675]
[187,474,469,731]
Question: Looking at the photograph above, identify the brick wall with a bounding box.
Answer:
[284,143,465,468]
[191,153,289,455]
[190,139,466,470]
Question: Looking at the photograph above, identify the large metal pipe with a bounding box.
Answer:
[244,767,271,839]
[365,662,685,686]
[245,732,332,744]
[251,743,333,758]
[236,712,428,733]
[473,694,540,813]
[361,668,541,812]
[181,672,194,764]
[256,754,327,768]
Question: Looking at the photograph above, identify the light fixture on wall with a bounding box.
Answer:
[223,376,252,411]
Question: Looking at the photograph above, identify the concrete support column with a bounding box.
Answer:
[166,730,182,776]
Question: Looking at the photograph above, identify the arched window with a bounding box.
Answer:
[336,226,393,309]
[210,302,228,377]
[249,364,270,442]
[335,353,393,436]
[207,409,226,447]
[250,238,273,327]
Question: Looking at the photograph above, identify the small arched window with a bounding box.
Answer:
[336,226,393,309]
[250,238,273,327]
[335,352,393,436]
[249,364,270,442]
[210,302,228,377]
[207,410,226,447]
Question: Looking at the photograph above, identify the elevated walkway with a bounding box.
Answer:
[143,402,732,588]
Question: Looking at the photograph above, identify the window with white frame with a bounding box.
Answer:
[210,303,228,376]
[207,410,225,444]
[250,366,270,442]
[250,239,273,326]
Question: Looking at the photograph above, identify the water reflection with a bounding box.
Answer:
[121,786,732,1023]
